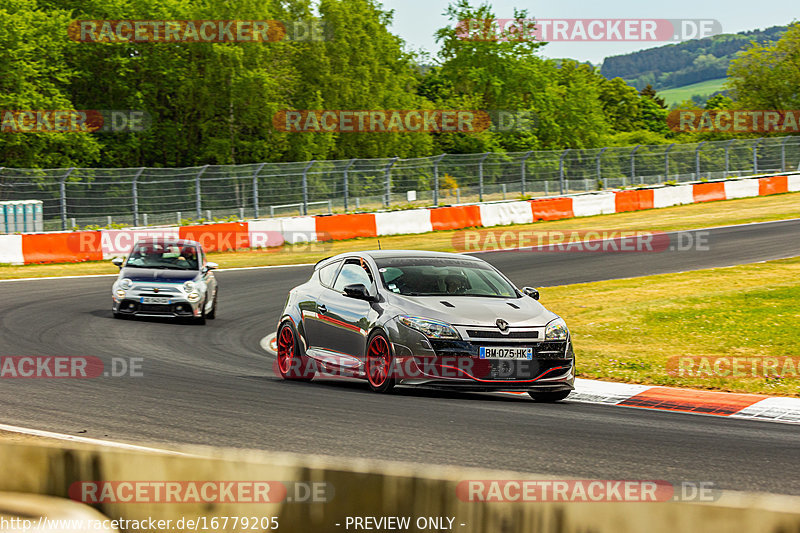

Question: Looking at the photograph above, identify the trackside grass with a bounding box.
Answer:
[545,257,800,397]
[1,191,799,280]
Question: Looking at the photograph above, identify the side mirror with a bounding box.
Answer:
[522,286,539,300]
[343,283,374,301]
[111,257,124,268]
[205,262,218,271]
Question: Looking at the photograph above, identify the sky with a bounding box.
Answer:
[380,0,797,65]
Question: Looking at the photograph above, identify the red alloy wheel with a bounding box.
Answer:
[366,334,395,392]
[277,325,296,378]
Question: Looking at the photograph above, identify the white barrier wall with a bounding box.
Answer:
[247,219,287,248]
[788,175,800,192]
[0,234,24,264]
[724,179,760,200]
[571,193,616,217]
[375,209,433,236]
[478,202,534,227]
[652,185,695,208]
[280,217,318,243]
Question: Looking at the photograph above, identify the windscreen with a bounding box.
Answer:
[375,257,518,298]
[126,242,199,270]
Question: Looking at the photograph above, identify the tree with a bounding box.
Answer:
[728,22,800,109]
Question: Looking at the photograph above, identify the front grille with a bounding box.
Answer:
[139,304,172,313]
[465,329,539,340]
[429,339,568,359]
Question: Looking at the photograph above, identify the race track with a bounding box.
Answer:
[1,220,799,495]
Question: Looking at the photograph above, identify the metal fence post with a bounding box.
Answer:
[302,160,315,215]
[252,162,265,219]
[383,157,398,207]
[664,143,675,183]
[781,136,791,172]
[343,159,356,212]
[724,139,735,178]
[520,151,533,196]
[630,145,641,182]
[596,147,607,189]
[478,153,489,202]
[132,167,144,227]
[753,138,762,174]
[433,154,445,207]
[695,142,706,180]
[60,168,75,230]
[195,165,208,218]
[559,149,570,195]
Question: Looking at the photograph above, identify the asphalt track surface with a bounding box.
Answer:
[0,220,799,495]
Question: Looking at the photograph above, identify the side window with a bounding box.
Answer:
[317,261,341,288]
[333,260,373,292]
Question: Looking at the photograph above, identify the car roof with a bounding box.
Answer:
[316,249,481,268]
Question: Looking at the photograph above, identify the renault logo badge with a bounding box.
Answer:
[496,319,509,332]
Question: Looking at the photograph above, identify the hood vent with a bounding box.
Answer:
[507,302,520,309]
[440,301,455,308]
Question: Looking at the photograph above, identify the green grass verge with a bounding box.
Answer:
[660,78,727,106]
[546,257,800,397]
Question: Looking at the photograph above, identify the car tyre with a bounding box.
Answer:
[276,321,315,382]
[527,390,571,402]
[194,298,207,325]
[366,330,396,393]
[207,290,217,319]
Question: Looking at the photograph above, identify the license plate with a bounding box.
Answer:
[141,296,170,304]
[479,346,533,360]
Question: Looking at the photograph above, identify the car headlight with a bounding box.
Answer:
[119,278,133,290]
[186,291,201,302]
[545,317,569,340]
[398,316,460,339]
[115,289,126,298]
[183,281,196,292]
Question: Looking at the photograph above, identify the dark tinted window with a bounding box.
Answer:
[374,257,517,297]
[126,242,199,270]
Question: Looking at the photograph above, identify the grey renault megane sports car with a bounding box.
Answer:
[276,250,575,401]
[111,238,218,324]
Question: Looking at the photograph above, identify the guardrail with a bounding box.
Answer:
[0,171,797,265]
[1,439,799,533]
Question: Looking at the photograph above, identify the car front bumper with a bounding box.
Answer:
[389,324,575,392]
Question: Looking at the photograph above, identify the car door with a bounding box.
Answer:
[303,259,343,351]
[314,257,376,365]
[199,248,216,310]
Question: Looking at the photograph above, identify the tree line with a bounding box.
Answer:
[0,0,797,170]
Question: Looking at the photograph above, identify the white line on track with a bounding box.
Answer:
[0,423,193,455]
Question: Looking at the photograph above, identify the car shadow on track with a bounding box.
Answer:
[253,375,534,403]
[90,310,207,326]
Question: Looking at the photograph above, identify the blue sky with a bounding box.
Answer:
[380,0,797,64]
